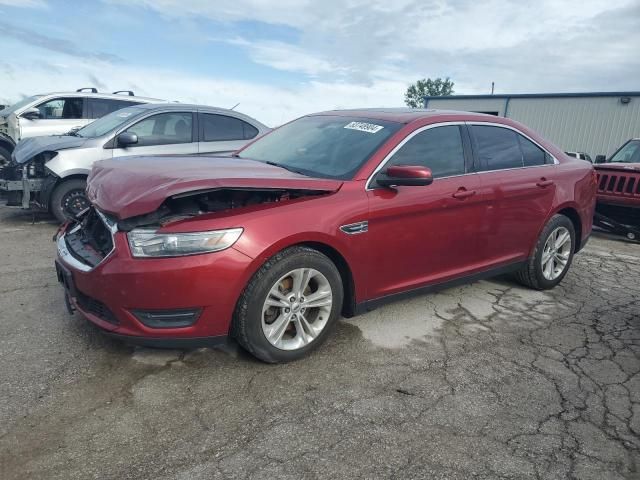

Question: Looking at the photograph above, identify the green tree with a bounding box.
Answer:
[404,77,455,108]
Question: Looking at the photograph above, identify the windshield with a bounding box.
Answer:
[609,140,640,164]
[237,115,402,179]
[75,106,146,138]
[0,95,43,116]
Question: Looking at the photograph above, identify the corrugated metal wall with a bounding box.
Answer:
[427,95,640,157]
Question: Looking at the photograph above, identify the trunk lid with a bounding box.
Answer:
[87,156,343,219]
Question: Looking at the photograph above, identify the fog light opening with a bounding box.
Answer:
[131,308,202,328]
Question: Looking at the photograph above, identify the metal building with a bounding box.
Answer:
[424,92,640,158]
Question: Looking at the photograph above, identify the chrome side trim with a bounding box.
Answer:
[340,221,368,235]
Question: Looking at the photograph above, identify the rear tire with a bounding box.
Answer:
[515,214,575,290]
[50,178,89,223]
[232,246,343,363]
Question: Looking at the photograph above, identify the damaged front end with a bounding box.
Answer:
[0,151,58,208]
[118,187,331,231]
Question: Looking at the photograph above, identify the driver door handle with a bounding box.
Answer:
[452,188,476,200]
[536,178,554,188]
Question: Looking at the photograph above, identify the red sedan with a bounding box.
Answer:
[55,109,596,362]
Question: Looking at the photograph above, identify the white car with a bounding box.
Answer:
[0,88,163,167]
[1,103,269,222]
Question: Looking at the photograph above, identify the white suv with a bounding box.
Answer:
[0,88,163,166]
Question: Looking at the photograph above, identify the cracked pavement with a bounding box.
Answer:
[0,205,638,479]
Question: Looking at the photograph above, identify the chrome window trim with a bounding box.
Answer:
[466,121,560,169]
[366,120,559,191]
[365,121,467,191]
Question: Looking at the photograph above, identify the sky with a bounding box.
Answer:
[0,0,638,126]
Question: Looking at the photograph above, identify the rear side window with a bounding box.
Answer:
[200,113,259,141]
[518,134,547,166]
[125,112,193,146]
[88,99,141,119]
[472,125,523,171]
[384,125,466,178]
[34,97,84,120]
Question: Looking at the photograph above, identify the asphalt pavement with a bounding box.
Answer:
[0,205,638,479]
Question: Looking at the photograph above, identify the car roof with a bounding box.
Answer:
[311,108,499,124]
[133,103,269,128]
[36,91,164,103]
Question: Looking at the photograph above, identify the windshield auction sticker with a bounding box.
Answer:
[344,121,384,133]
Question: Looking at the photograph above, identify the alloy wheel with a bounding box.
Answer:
[261,268,333,350]
[541,226,572,280]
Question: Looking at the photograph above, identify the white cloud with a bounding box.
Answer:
[0,57,406,126]
[0,0,47,7]
[113,0,640,94]
[2,1,639,124]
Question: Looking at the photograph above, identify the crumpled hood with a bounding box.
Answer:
[13,135,89,163]
[594,163,640,173]
[87,156,343,220]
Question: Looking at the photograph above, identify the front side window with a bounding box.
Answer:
[383,125,466,178]
[609,140,640,164]
[200,113,259,141]
[126,112,193,146]
[473,125,523,171]
[34,97,83,120]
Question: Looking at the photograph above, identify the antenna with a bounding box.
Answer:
[491,82,495,95]
[230,102,240,110]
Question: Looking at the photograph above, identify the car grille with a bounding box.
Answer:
[596,171,640,198]
[76,290,119,325]
[64,208,115,268]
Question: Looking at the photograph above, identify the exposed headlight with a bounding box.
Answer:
[127,228,243,258]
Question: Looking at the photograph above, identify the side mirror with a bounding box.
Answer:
[117,132,138,147]
[376,165,433,187]
[594,155,606,164]
[21,107,41,120]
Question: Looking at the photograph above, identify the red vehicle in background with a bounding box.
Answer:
[593,139,640,240]
[55,109,596,363]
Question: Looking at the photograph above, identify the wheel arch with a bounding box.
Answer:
[555,206,582,253]
[238,236,358,319]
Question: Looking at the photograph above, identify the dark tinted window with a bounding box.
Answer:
[126,112,193,146]
[473,125,523,170]
[34,97,83,119]
[385,126,465,178]
[201,114,258,141]
[88,99,141,119]
[518,134,546,166]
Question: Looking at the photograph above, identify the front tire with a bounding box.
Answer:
[50,178,90,223]
[515,214,576,290]
[232,246,343,363]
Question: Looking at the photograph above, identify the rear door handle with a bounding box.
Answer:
[452,189,476,200]
[536,178,554,188]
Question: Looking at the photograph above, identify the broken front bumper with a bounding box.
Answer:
[0,178,44,208]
